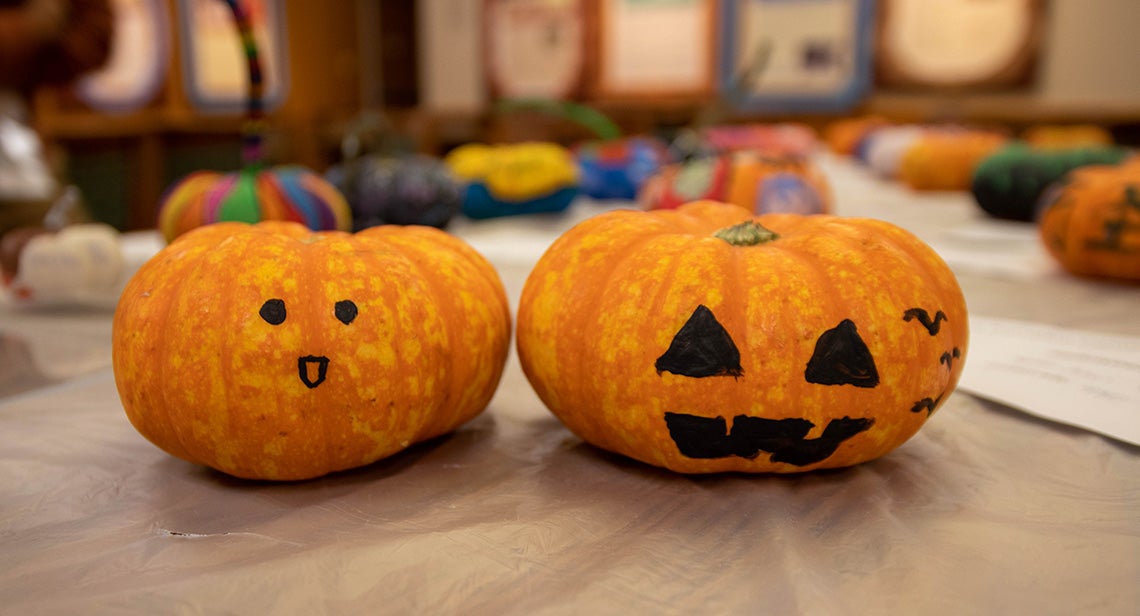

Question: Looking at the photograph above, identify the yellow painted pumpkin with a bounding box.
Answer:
[517,201,968,473]
[1037,159,1140,281]
[113,221,511,480]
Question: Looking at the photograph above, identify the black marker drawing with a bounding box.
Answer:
[656,305,743,378]
[804,319,880,388]
[664,412,873,466]
[903,308,948,336]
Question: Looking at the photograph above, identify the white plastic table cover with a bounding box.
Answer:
[1,155,1137,615]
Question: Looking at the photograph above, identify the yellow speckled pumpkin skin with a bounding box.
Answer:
[1038,160,1140,281]
[516,201,968,473]
[113,221,511,480]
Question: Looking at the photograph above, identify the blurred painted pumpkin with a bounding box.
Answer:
[113,221,511,480]
[897,131,1008,191]
[639,152,832,216]
[972,143,1132,221]
[1036,160,1140,281]
[574,136,668,201]
[1022,124,1114,150]
[2,224,123,305]
[157,166,352,243]
[445,142,579,219]
[824,116,890,155]
[325,154,462,230]
[861,125,927,178]
[517,200,969,473]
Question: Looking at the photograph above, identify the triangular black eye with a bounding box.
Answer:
[335,300,357,325]
[805,319,879,387]
[259,299,286,325]
[656,305,742,378]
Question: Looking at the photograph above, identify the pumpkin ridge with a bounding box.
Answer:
[574,230,670,451]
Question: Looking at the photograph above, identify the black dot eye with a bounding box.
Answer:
[259,299,286,325]
[335,300,357,325]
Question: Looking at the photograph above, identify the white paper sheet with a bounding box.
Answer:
[958,316,1140,446]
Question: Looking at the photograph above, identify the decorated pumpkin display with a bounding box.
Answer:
[516,200,969,473]
[155,0,351,243]
[113,221,511,480]
[971,143,1133,221]
[444,142,579,219]
[1036,159,1140,281]
[639,152,832,216]
[574,136,669,201]
[896,130,1009,191]
[325,154,463,230]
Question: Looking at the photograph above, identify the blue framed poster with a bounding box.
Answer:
[718,0,874,113]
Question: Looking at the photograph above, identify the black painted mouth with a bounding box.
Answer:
[298,355,329,389]
[663,413,874,466]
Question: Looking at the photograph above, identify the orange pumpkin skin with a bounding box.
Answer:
[897,131,1008,191]
[1037,160,1140,281]
[113,221,511,480]
[517,201,968,473]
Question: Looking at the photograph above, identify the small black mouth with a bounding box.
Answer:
[298,355,329,389]
[663,413,874,466]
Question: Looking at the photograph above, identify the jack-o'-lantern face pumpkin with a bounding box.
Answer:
[657,303,961,467]
[517,201,968,473]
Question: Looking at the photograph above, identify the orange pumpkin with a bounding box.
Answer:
[897,131,1008,191]
[113,221,511,480]
[639,152,833,216]
[517,201,968,473]
[1037,159,1140,281]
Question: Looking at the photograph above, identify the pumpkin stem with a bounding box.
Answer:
[713,221,779,246]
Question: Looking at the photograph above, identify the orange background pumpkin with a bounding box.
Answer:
[1037,159,1140,281]
[897,131,1008,191]
[113,221,511,480]
[517,201,968,473]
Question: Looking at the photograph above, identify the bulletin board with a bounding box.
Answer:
[484,0,588,100]
[177,0,289,112]
[592,0,717,100]
[718,0,874,112]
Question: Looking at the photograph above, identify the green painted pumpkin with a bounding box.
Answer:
[517,200,968,473]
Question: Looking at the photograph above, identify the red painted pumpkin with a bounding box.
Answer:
[113,221,511,480]
[1037,159,1140,281]
[517,200,968,473]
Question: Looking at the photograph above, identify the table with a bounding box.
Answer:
[2,155,1137,614]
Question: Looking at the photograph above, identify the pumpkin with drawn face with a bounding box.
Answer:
[1036,159,1140,281]
[517,201,968,473]
[113,221,511,480]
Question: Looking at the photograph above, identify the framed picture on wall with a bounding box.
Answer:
[75,0,171,113]
[177,0,289,113]
[484,0,588,100]
[718,0,874,113]
[592,0,717,100]
[876,0,1045,90]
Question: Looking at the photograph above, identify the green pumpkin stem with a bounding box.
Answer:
[713,221,779,246]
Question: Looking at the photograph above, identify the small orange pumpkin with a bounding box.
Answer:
[113,221,511,480]
[1037,159,1140,281]
[897,131,1008,191]
[517,201,968,473]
